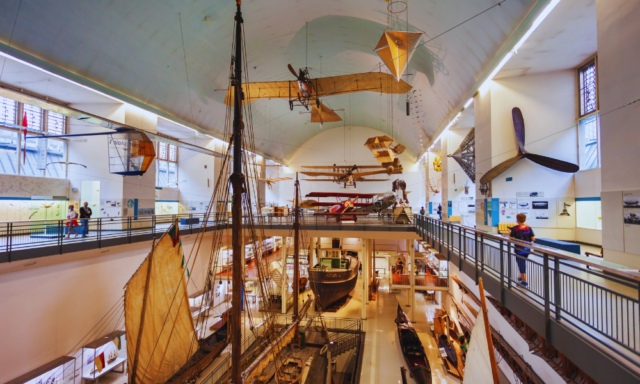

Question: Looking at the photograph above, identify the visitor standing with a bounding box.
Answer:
[510,213,536,288]
[65,205,79,238]
[420,206,425,216]
[437,204,442,220]
[80,202,92,238]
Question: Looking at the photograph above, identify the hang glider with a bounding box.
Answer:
[246,175,292,190]
[448,128,475,183]
[479,108,579,185]
[224,71,411,123]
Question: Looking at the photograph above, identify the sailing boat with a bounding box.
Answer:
[124,222,227,384]
[462,277,500,384]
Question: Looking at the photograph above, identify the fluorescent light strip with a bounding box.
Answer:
[423,0,561,158]
[0,50,125,103]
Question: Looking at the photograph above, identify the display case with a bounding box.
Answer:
[6,356,75,384]
[81,330,127,381]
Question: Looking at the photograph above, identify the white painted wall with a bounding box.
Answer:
[597,0,640,267]
[443,127,477,226]
[476,71,578,238]
[267,126,425,211]
[0,233,215,383]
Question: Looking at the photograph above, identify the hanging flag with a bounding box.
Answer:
[168,224,180,247]
[94,352,105,373]
[181,254,185,268]
[113,335,121,350]
[22,112,27,164]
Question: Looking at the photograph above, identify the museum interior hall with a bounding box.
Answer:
[1,0,639,383]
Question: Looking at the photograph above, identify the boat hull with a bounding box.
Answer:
[165,326,228,384]
[308,256,360,310]
[396,305,432,384]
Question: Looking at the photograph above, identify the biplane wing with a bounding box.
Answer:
[224,73,412,106]
[301,165,382,169]
[301,168,390,178]
[306,192,378,198]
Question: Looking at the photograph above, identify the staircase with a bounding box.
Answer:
[328,333,360,357]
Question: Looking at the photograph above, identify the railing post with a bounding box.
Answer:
[58,220,63,255]
[152,215,156,237]
[474,232,479,284]
[500,240,505,306]
[128,216,132,243]
[554,256,561,321]
[461,228,466,271]
[98,218,102,248]
[447,223,451,261]
[507,241,512,291]
[480,234,485,272]
[544,253,551,346]
[7,222,12,262]
[458,226,462,264]
[438,222,442,253]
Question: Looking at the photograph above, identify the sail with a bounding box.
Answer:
[125,224,197,384]
[462,313,494,384]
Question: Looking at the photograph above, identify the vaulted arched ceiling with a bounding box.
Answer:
[0,0,536,161]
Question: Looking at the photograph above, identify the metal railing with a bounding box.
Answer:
[0,212,416,262]
[414,214,640,366]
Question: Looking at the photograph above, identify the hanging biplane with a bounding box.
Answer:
[246,175,292,190]
[300,164,395,188]
[224,65,412,125]
[305,191,398,216]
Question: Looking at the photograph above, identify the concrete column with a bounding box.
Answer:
[361,238,368,320]
[598,0,640,268]
[281,237,287,314]
[441,133,450,222]
[408,239,415,321]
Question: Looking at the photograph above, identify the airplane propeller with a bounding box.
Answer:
[479,107,579,185]
[288,64,313,95]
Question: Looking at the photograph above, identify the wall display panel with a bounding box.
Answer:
[623,190,640,255]
[155,201,179,215]
[499,199,518,223]
[515,198,557,228]
[557,198,576,229]
[576,201,598,228]
[100,199,122,218]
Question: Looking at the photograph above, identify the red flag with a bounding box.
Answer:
[94,352,105,373]
[22,112,27,164]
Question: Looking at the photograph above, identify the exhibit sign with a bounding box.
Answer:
[623,190,640,255]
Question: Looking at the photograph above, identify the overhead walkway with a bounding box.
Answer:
[0,213,416,263]
[414,215,640,384]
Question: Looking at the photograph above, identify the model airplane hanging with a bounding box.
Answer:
[301,164,394,188]
[479,107,579,185]
[246,175,292,190]
[223,66,412,124]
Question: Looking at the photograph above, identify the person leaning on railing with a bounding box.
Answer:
[509,213,536,288]
[79,202,92,238]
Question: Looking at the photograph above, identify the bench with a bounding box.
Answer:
[534,238,581,255]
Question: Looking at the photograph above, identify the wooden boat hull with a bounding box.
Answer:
[308,256,359,310]
[396,304,432,384]
[165,325,228,384]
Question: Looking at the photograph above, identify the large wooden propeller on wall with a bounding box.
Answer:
[479,107,579,185]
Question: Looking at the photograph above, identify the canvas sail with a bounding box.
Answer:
[462,313,494,384]
[125,224,196,384]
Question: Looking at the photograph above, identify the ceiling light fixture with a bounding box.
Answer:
[420,0,561,161]
[479,0,561,93]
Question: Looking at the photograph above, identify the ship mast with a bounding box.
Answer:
[293,172,300,319]
[230,1,244,383]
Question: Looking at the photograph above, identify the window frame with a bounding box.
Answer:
[576,55,601,170]
[156,142,178,188]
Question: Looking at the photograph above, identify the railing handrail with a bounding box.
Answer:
[414,214,640,283]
